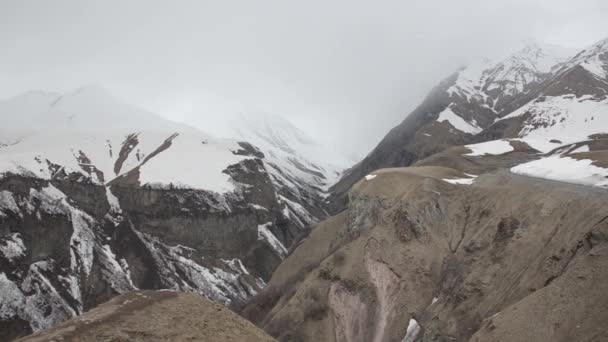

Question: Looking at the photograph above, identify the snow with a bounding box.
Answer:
[512,155,608,188]
[105,187,122,214]
[98,244,137,292]
[257,222,288,258]
[446,41,574,110]
[492,78,605,151]
[437,106,482,134]
[136,134,246,192]
[249,204,268,211]
[0,190,21,218]
[500,95,608,146]
[279,195,317,228]
[402,318,421,342]
[581,56,608,79]
[365,174,377,181]
[0,233,26,261]
[559,38,608,80]
[29,184,97,275]
[431,297,439,305]
[570,145,590,154]
[132,228,258,305]
[0,86,252,193]
[443,174,478,185]
[465,140,514,156]
[223,112,350,192]
[444,177,476,185]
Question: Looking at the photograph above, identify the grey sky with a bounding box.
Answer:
[1,0,608,158]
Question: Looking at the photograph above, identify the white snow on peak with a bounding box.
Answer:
[437,106,482,134]
[225,112,349,189]
[465,140,514,156]
[447,41,575,108]
[0,86,253,193]
[0,85,204,138]
[500,94,608,146]
[559,38,608,80]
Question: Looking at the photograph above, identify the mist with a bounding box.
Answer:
[2,0,608,158]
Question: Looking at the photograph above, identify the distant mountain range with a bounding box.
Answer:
[4,36,608,341]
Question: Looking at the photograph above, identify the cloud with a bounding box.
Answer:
[1,0,607,157]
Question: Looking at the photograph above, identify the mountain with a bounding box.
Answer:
[0,86,329,339]
[241,38,608,342]
[329,41,593,211]
[225,113,351,221]
[484,38,608,147]
[243,161,608,342]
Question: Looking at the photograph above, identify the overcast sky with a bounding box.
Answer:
[1,0,608,158]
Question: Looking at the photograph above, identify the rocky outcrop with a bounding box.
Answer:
[0,146,317,340]
[243,166,608,341]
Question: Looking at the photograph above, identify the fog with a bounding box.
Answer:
[1,0,608,158]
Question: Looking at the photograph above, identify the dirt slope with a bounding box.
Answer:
[243,166,608,342]
[18,290,275,342]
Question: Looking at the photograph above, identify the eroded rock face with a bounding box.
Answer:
[243,166,608,342]
[0,152,317,340]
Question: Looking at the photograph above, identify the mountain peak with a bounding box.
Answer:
[559,36,608,80]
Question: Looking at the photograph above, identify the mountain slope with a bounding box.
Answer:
[225,113,349,227]
[241,38,608,342]
[243,162,608,342]
[484,38,608,150]
[17,290,275,342]
[0,87,327,339]
[329,41,589,211]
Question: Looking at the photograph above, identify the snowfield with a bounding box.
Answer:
[0,87,254,193]
[500,94,608,146]
[511,155,608,188]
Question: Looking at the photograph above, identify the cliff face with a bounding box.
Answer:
[244,163,608,342]
[0,155,293,340]
[0,87,334,340]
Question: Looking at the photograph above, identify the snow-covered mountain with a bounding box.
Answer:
[227,113,348,190]
[490,38,608,150]
[0,86,331,339]
[331,39,607,210]
[438,41,576,134]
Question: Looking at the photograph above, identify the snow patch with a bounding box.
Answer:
[365,174,377,181]
[402,318,421,342]
[437,106,482,134]
[0,233,26,261]
[443,174,478,185]
[465,140,514,156]
[257,222,288,258]
[0,190,21,218]
[500,95,608,146]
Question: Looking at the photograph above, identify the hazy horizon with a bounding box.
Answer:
[2,0,608,158]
